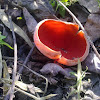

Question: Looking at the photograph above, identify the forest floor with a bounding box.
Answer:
[0,0,100,100]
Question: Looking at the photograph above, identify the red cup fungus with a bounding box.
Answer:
[34,19,90,66]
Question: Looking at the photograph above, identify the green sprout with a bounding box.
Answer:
[68,59,88,100]
[0,32,13,49]
[96,0,100,7]
[49,0,78,17]
[17,17,23,20]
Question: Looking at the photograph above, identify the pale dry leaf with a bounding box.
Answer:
[84,90,100,99]
[17,0,55,20]
[40,63,74,79]
[3,60,10,79]
[40,63,63,76]
[8,8,21,18]
[15,81,28,91]
[2,60,10,95]
[23,7,37,34]
[47,77,58,85]
[41,94,57,100]
[15,81,43,94]
[82,52,100,74]
[27,84,43,94]
[0,9,33,47]
[79,0,99,13]
[85,13,100,42]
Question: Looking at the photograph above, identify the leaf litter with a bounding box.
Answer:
[0,0,100,100]
[0,9,33,48]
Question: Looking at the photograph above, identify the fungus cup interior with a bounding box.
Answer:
[38,20,87,60]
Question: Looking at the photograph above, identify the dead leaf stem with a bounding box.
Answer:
[18,62,48,95]
[16,44,48,95]
[4,45,35,100]
[4,45,48,99]
[16,45,35,80]
[0,47,2,79]
[8,15,17,100]
[56,0,100,60]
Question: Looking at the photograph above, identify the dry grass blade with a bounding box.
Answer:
[1,78,56,100]
[2,60,10,95]
[8,15,17,100]
[27,84,43,94]
[0,48,2,78]
[15,87,57,100]
[2,60,10,79]
[0,9,33,48]
[41,94,57,100]
[15,81,43,93]
[15,81,28,91]
[18,62,48,95]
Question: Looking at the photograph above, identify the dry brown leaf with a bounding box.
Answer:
[0,9,33,47]
[27,84,43,94]
[2,60,10,95]
[82,52,100,74]
[16,0,55,20]
[15,81,43,94]
[40,63,75,79]
[85,13,100,41]
[23,7,37,34]
[79,0,99,13]
[1,24,13,46]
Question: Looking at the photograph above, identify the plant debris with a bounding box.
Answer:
[0,0,100,100]
[85,13,100,42]
[23,7,37,34]
[82,52,100,74]
[40,63,75,79]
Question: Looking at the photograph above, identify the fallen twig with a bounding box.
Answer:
[0,47,2,78]
[16,45,35,80]
[3,56,18,60]
[4,45,48,99]
[1,78,54,100]
[56,0,100,60]
[8,15,18,100]
[16,44,48,94]
[18,62,48,95]
[4,45,34,100]
[15,86,57,100]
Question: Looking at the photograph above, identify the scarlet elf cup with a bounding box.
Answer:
[34,19,90,66]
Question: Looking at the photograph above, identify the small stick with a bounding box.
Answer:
[16,45,48,94]
[56,0,100,60]
[0,48,2,78]
[16,45,35,80]
[4,45,34,100]
[18,62,48,95]
[8,15,18,100]
[1,78,39,100]
[14,87,39,100]
[5,45,48,99]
